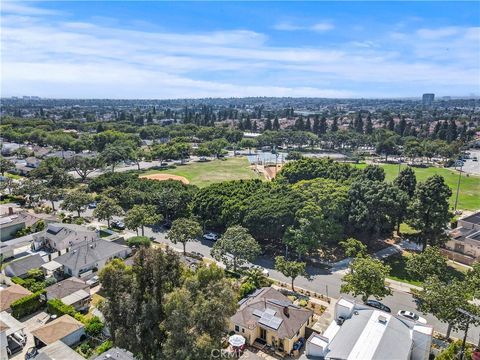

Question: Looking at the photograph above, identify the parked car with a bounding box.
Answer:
[365,299,391,313]
[473,157,478,162]
[397,310,427,324]
[88,201,97,209]
[203,232,219,241]
[252,265,269,277]
[111,220,125,230]
[86,275,99,287]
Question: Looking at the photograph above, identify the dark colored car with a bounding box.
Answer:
[111,220,125,230]
[365,299,391,313]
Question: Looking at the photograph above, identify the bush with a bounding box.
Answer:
[96,340,113,355]
[239,281,257,299]
[47,298,78,317]
[11,277,26,286]
[126,236,151,248]
[436,340,473,360]
[298,299,308,307]
[85,316,104,336]
[10,290,46,319]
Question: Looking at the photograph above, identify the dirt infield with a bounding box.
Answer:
[139,173,190,184]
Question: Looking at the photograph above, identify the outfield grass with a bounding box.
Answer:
[142,157,261,188]
[355,163,480,211]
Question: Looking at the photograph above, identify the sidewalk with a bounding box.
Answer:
[386,278,422,293]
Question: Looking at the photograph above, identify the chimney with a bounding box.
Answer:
[283,306,290,318]
[8,207,14,215]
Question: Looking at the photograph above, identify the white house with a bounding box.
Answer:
[54,239,131,278]
[303,298,433,360]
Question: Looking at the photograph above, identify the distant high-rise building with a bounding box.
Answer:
[422,93,435,105]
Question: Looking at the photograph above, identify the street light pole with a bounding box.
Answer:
[454,160,463,212]
[457,308,480,360]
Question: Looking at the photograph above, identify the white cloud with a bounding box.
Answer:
[1,3,479,98]
[273,21,334,32]
[417,26,460,39]
[1,1,63,16]
[311,22,335,31]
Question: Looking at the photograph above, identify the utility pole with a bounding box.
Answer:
[457,308,480,360]
[454,160,463,212]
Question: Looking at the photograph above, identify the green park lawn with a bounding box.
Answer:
[142,156,261,188]
[355,163,480,211]
[385,252,465,287]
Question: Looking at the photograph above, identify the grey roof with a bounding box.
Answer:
[40,223,98,250]
[45,277,89,300]
[35,340,84,360]
[231,287,312,339]
[326,309,412,360]
[461,212,480,225]
[55,239,129,271]
[93,347,137,360]
[5,254,46,276]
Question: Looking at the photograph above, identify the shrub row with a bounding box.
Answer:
[10,290,46,319]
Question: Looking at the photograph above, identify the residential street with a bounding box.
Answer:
[49,201,480,345]
[142,225,480,345]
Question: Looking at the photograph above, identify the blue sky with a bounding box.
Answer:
[1,1,479,99]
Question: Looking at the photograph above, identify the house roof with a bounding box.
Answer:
[0,211,45,229]
[38,223,98,250]
[4,253,46,277]
[461,211,480,226]
[45,277,89,301]
[35,340,85,360]
[31,315,84,345]
[54,239,129,271]
[0,311,25,336]
[231,287,312,339]
[93,347,137,360]
[0,284,33,312]
[62,289,90,306]
[325,308,426,360]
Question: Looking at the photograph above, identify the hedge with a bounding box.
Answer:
[10,290,46,319]
[46,299,86,323]
[126,236,151,248]
[47,298,78,317]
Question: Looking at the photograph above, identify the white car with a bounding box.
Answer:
[203,232,219,241]
[252,265,269,277]
[397,310,427,324]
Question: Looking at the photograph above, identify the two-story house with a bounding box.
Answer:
[446,211,480,265]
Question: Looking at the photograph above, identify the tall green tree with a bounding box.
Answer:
[211,225,261,272]
[415,276,475,338]
[407,175,452,251]
[93,197,124,227]
[124,204,162,236]
[101,142,133,172]
[167,218,202,255]
[66,156,102,182]
[274,256,307,292]
[341,256,391,302]
[60,189,93,217]
[394,167,417,198]
[406,246,448,282]
[0,156,14,176]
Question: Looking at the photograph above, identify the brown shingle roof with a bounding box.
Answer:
[31,315,84,345]
[231,287,312,339]
[45,277,89,300]
[0,284,32,312]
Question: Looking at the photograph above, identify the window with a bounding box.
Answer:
[235,325,239,332]
[242,328,245,333]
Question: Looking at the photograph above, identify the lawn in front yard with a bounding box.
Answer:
[384,252,465,287]
[141,156,262,187]
[354,163,480,211]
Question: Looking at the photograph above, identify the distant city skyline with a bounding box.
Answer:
[1,1,479,99]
